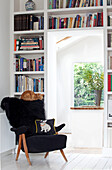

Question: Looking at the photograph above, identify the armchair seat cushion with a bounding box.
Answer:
[21,134,67,153]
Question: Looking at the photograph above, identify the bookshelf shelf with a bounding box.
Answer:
[14,92,45,96]
[14,71,44,75]
[107,6,112,10]
[14,30,44,35]
[47,6,103,15]
[47,27,104,32]
[107,120,112,123]
[14,10,44,16]
[107,92,112,95]
[13,50,44,54]
[107,27,112,30]
[107,70,112,73]
[107,48,112,51]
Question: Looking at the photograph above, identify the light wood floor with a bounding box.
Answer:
[1,149,112,170]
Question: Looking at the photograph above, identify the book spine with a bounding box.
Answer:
[101,12,103,26]
[56,0,59,8]
[14,39,17,51]
[30,15,33,30]
[49,0,53,9]
[108,75,111,91]
[52,17,54,29]
[34,79,36,92]
[108,33,111,47]
[69,0,72,7]
[108,16,110,26]
[39,36,42,50]
[111,75,112,91]
[38,78,41,92]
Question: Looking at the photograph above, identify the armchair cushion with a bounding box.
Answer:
[21,134,67,153]
[35,119,56,135]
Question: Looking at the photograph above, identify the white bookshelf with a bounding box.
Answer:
[10,0,45,98]
[47,6,103,15]
[13,50,44,54]
[14,92,45,96]
[47,27,104,32]
[13,30,44,35]
[10,0,111,151]
[14,10,44,15]
[14,71,44,75]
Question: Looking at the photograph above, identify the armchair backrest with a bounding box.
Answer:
[1,91,45,132]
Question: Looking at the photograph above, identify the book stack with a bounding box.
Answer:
[108,33,112,47]
[14,36,44,51]
[15,75,44,92]
[49,12,103,29]
[49,0,103,9]
[14,15,44,31]
[107,0,112,5]
[108,75,112,91]
[108,15,112,26]
[15,55,44,72]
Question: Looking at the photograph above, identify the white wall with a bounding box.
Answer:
[57,35,104,132]
[47,30,104,133]
[0,113,15,153]
[0,0,10,111]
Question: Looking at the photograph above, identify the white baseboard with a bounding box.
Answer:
[102,147,112,157]
[0,149,15,157]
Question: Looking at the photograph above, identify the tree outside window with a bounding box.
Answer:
[74,63,104,107]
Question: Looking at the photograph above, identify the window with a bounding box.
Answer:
[74,63,104,107]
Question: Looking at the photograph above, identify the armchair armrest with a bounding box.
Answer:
[11,126,29,135]
[55,123,65,132]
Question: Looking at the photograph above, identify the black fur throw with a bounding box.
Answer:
[1,97,45,136]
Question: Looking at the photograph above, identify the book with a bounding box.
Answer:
[108,75,111,91]
[39,36,42,50]
[49,12,103,29]
[49,0,53,9]
[14,14,43,31]
[109,56,112,69]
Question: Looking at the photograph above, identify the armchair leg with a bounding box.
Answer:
[22,134,32,166]
[44,152,49,158]
[60,149,68,162]
[16,135,22,161]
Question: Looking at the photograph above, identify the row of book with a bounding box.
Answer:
[49,0,103,9]
[107,0,112,5]
[15,55,44,72]
[108,16,112,27]
[14,36,44,51]
[15,75,44,92]
[108,33,112,48]
[14,15,44,31]
[108,75,112,91]
[49,12,103,29]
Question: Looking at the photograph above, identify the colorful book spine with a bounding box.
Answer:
[49,0,53,9]
[14,39,17,51]
[39,36,42,50]
[69,0,72,7]
[108,75,111,91]
[111,75,112,91]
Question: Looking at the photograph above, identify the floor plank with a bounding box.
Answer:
[2,151,112,170]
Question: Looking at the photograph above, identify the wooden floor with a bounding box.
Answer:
[1,149,112,170]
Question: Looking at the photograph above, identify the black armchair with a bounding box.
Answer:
[1,91,67,165]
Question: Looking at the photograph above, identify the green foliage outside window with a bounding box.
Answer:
[74,63,104,107]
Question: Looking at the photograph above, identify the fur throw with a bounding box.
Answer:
[1,97,45,136]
